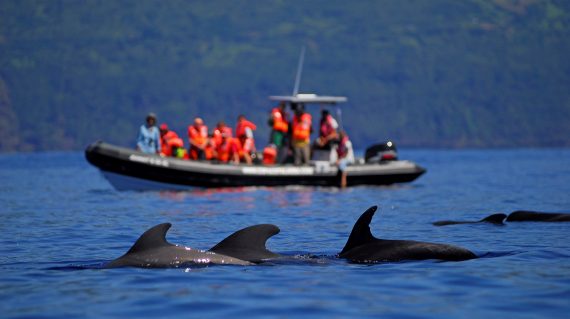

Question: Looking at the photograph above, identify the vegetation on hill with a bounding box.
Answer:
[1,0,569,152]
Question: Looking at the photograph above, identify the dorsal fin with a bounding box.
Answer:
[209,224,280,263]
[126,223,174,254]
[480,213,507,224]
[340,206,378,255]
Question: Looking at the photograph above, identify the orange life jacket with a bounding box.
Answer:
[236,120,257,138]
[161,130,181,156]
[212,126,233,147]
[271,108,288,132]
[170,137,184,148]
[262,145,277,165]
[188,124,208,146]
[217,138,239,163]
[293,113,312,142]
[204,143,214,160]
[236,119,257,155]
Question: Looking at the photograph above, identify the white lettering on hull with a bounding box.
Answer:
[241,166,314,176]
[128,154,169,168]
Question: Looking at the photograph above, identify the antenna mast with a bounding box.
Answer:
[292,46,306,96]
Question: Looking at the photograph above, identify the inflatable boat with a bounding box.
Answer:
[85,140,425,190]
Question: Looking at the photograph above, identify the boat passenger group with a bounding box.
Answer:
[136,103,354,170]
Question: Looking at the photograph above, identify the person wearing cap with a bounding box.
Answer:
[159,123,185,158]
[187,117,209,160]
[136,113,161,154]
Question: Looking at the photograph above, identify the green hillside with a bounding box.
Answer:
[1,0,569,152]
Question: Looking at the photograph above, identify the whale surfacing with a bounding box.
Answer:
[506,211,570,222]
[433,213,507,226]
[339,206,477,263]
[433,210,570,226]
[105,223,280,268]
[209,224,281,262]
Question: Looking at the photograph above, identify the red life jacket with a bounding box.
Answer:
[293,113,312,142]
[161,130,181,156]
[213,126,233,147]
[236,120,257,138]
[271,108,288,132]
[319,114,336,138]
[337,135,350,159]
[262,145,277,165]
[188,124,208,145]
[236,119,257,154]
[217,138,239,162]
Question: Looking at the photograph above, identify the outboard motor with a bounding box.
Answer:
[365,141,398,163]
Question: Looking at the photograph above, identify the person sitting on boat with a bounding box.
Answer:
[187,117,208,160]
[136,113,161,154]
[315,109,339,150]
[292,104,312,165]
[204,133,217,161]
[336,130,355,188]
[212,121,233,148]
[214,132,240,165]
[236,115,257,165]
[159,123,180,156]
[268,102,290,163]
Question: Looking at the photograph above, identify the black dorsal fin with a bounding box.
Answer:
[340,206,378,255]
[126,223,174,254]
[209,224,280,263]
[480,213,507,224]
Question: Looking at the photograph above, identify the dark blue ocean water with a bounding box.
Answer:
[1,149,569,318]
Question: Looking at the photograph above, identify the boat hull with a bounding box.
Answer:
[85,141,426,190]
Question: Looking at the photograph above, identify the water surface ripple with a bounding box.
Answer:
[1,149,569,318]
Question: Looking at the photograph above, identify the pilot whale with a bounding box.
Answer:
[433,213,507,226]
[506,210,570,222]
[105,223,280,268]
[433,210,570,226]
[339,206,477,262]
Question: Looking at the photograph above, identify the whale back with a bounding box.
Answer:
[432,220,470,226]
[507,211,570,222]
[479,213,507,224]
[209,224,281,263]
[339,206,378,255]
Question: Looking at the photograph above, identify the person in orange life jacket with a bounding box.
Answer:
[291,104,312,165]
[315,109,339,150]
[159,123,181,157]
[268,102,289,146]
[202,133,216,160]
[212,121,233,148]
[136,113,161,154]
[336,130,355,188]
[214,132,240,165]
[268,102,290,164]
[236,115,257,164]
[187,117,208,160]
